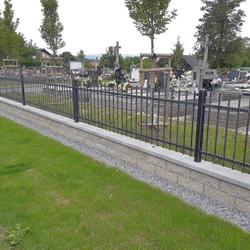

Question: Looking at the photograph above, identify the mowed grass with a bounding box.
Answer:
[0,116,250,250]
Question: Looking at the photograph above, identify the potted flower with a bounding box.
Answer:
[211,77,223,92]
[107,81,116,87]
[118,82,132,92]
[83,77,91,87]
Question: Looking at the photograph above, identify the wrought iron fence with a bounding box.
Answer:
[0,74,249,173]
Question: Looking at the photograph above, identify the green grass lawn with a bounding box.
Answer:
[0,116,250,250]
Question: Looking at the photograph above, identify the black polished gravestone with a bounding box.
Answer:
[115,68,125,84]
[203,79,213,92]
[239,71,247,81]
[156,72,169,89]
[88,70,99,85]
[229,69,239,81]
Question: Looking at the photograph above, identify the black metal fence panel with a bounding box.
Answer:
[0,74,249,172]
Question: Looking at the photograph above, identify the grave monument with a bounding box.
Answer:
[114,41,121,70]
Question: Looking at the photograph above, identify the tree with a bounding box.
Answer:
[99,46,116,69]
[39,0,65,58]
[171,36,185,71]
[120,56,140,73]
[0,0,20,59]
[76,50,85,61]
[125,0,177,54]
[60,51,75,64]
[194,0,246,69]
[18,39,41,66]
[241,37,250,67]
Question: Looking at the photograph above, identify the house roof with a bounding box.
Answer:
[183,55,199,68]
[40,48,52,57]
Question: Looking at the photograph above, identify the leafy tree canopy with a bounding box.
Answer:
[125,0,177,53]
[194,0,246,68]
[39,0,65,58]
[0,0,20,59]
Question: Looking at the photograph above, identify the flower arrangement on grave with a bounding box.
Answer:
[118,82,132,92]
[221,70,229,77]
[98,76,103,83]
[185,82,193,88]
[180,74,186,80]
[154,76,159,89]
[211,77,223,88]
[83,77,91,87]
[77,77,84,86]
[170,76,177,87]
[106,81,116,87]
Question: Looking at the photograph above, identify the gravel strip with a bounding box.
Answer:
[1,110,250,232]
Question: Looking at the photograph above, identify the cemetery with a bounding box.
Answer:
[1,41,250,131]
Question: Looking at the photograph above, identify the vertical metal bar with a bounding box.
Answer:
[168,88,174,150]
[242,99,250,172]
[135,86,138,135]
[72,79,79,123]
[222,95,231,167]
[212,93,222,164]
[21,74,26,105]
[162,88,167,148]
[108,84,111,131]
[130,86,133,136]
[232,96,241,170]
[204,92,212,161]
[175,90,181,152]
[182,90,188,154]
[194,89,207,162]
[189,91,196,156]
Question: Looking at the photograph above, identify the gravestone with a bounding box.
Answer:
[115,68,125,84]
[156,72,168,89]
[239,71,247,81]
[217,72,222,79]
[175,69,185,79]
[229,70,239,81]
[88,70,99,84]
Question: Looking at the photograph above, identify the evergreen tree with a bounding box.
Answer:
[39,0,65,59]
[194,0,246,68]
[76,50,85,62]
[125,0,176,54]
[171,36,185,71]
[0,0,20,59]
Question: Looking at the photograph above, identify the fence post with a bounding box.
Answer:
[21,74,26,105]
[72,79,79,123]
[194,89,207,162]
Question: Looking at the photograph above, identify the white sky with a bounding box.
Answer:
[0,0,249,56]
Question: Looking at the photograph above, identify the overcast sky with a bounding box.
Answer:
[0,0,249,56]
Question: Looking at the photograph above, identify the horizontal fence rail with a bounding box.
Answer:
[0,74,249,173]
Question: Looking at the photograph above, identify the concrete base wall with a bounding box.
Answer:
[1,97,250,214]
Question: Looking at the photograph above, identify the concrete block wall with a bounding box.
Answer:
[1,97,250,214]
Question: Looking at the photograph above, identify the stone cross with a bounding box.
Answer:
[198,34,209,89]
[130,61,135,73]
[114,41,121,66]
[203,34,209,68]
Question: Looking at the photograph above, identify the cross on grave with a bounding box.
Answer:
[114,41,121,69]
[197,34,210,90]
